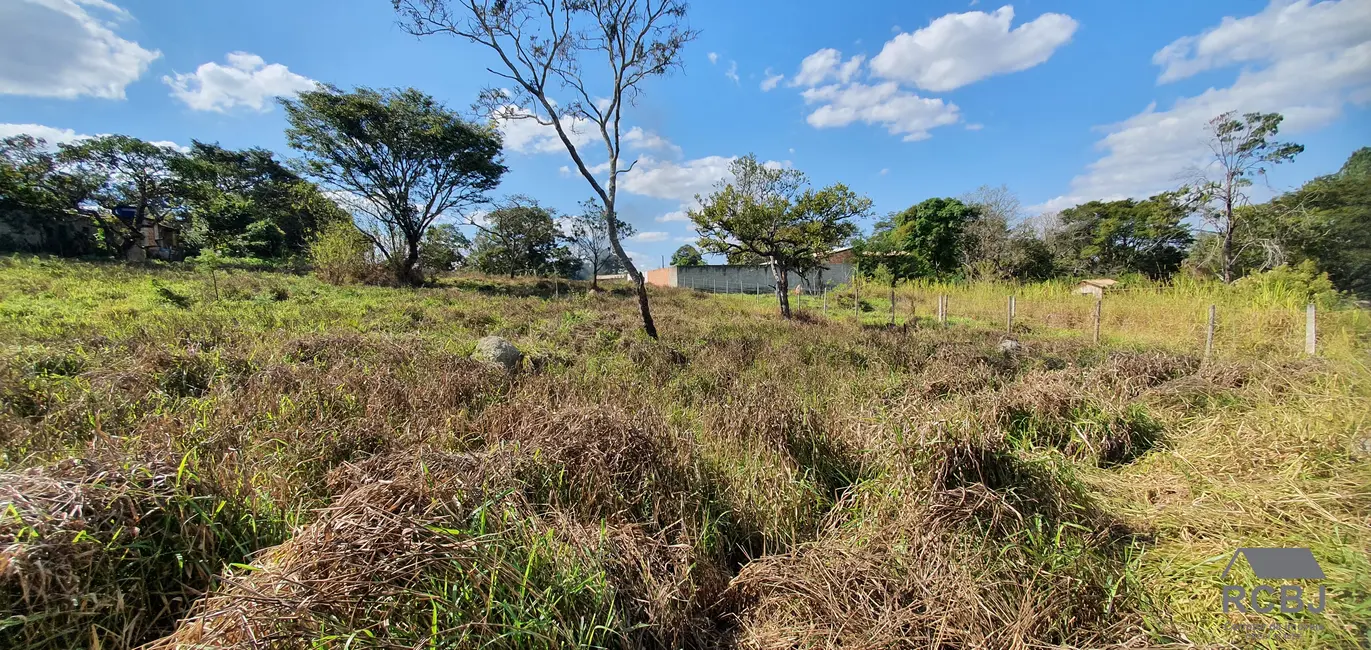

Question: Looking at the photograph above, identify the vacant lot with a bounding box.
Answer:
[1,257,1368,649]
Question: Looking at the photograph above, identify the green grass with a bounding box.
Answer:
[1,254,1368,649]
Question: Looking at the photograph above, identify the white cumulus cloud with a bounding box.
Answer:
[0,123,85,145]
[624,127,682,157]
[629,231,670,243]
[620,155,736,205]
[760,69,784,91]
[0,122,186,152]
[791,48,865,87]
[1153,0,1371,83]
[497,107,597,154]
[802,82,961,141]
[1034,0,1371,213]
[725,60,740,84]
[870,5,1077,92]
[708,52,719,64]
[164,52,317,112]
[0,0,160,100]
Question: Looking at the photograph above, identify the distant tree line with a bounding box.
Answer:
[844,113,1369,300]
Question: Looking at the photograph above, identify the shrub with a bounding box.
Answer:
[308,220,374,284]
[1233,260,1343,308]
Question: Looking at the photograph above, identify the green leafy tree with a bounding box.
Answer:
[1051,194,1193,278]
[282,85,505,285]
[0,135,101,255]
[173,141,345,259]
[670,244,704,267]
[419,223,470,275]
[1003,229,1057,281]
[1257,147,1371,297]
[57,135,185,260]
[565,199,635,289]
[861,198,977,281]
[959,184,1019,277]
[691,155,870,318]
[469,196,578,278]
[394,0,698,338]
[1184,111,1303,282]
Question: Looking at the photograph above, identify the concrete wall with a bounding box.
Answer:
[655,263,854,294]
[645,266,676,287]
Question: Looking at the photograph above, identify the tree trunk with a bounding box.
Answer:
[603,206,657,338]
[399,239,423,286]
[1221,179,1235,283]
[771,261,791,319]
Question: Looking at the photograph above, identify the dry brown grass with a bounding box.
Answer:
[1,258,1367,649]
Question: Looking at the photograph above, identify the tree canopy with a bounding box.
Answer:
[1184,111,1304,282]
[859,197,978,282]
[282,85,506,285]
[565,199,635,288]
[691,155,869,318]
[1050,193,1193,279]
[57,135,185,259]
[174,141,346,258]
[469,197,578,278]
[670,245,704,267]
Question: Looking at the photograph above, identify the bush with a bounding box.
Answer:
[308,221,374,284]
[1233,260,1343,308]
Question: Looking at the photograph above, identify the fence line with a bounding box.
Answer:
[810,284,1337,359]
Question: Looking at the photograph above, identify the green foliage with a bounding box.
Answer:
[57,135,186,258]
[174,141,344,259]
[0,135,101,256]
[1233,260,1343,308]
[670,244,704,266]
[564,199,633,281]
[419,223,469,275]
[1052,193,1193,279]
[309,220,375,284]
[469,197,579,278]
[282,85,506,285]
[1185,111,1304,282]
[1264,147,1371,298]
[862,197,978,280]
[692,154,869,317]
[1004,231,1058,281]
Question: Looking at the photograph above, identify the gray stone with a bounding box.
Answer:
[997,339,1021,354]
[473,336,522,371]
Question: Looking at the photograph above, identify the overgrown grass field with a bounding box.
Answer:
[1,256,1368,649]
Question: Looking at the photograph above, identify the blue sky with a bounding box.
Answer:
[3,0,1369,267]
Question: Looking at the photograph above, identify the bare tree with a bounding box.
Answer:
[959,184,1019,279]
[392,0,698,338]
[565,198,634,289]
[1183,111,1303,282]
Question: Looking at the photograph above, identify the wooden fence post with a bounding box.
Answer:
[822,286,827,316]
[938,295,947,326]
[1305,303,1316,355]
[854,276,860,322]
[1204,304,1216,362]
[1092,296,1102,344]
[1006,295,1015,333]
[889,284,895,325]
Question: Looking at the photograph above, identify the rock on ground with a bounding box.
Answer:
[473,336,522,371]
